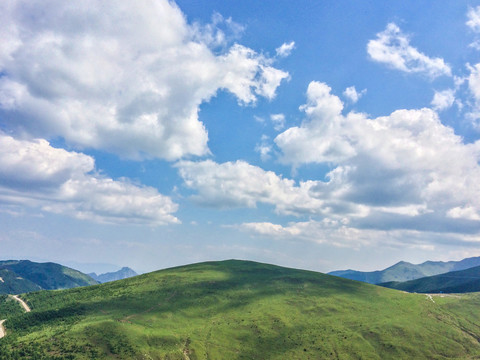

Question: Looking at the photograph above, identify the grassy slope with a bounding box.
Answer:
[380,265,480,293]
[0,260,480,359]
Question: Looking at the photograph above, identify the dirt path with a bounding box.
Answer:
[0,295,31,339]
[0,319,5,338]
[11,295,31,312]
[183,338,192,360]
[426,294,435,303]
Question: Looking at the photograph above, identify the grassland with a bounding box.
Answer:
[1,260,480,359]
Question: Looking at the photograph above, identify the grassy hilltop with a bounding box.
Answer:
[1,260,480,359]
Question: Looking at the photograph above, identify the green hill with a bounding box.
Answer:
[0,260,98,294]
[0,269,41,295]
[328,256,480,284]
[380,265,480,294]
[1,260,480,359]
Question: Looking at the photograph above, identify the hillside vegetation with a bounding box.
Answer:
[0,260,98,295]
[328,256,480,284]
[0,269,42,295]
[380,265,480,294]
[1,260,480,359]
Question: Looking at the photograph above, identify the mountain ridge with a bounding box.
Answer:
[0,260,98,294]
[88,266,137,283]
[328,256,480,284]
[379,264,480,293]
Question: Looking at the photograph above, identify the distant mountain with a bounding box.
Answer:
[89,267,137,283]
[0,260,98,294]
[328,256,480,284]
[0,268,41,294]
[379,265,480,293]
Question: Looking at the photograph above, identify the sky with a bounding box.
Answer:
[2,1,480,274]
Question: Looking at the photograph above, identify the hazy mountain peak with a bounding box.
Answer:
[328,256,480,284]
[89,267,138,283]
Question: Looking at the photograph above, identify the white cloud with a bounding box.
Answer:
[176,160,326,216]
[468,63,480,100]
[343,86,366,103]
[0,0,288,161]
[431,89,455,111]
[219,45,289,103]
[191,12,244,49]
[270,113,286,131]
[254,115,266,124]
[255,135,272,161]
[467,6,480,33]
[274,81,480,230]
[238,219,386,247]
[173,80,480,244]
[276,41,295,57]
[0,132,179,225]
[237,219,480,248]
[176,159,372,220]
[467,63,480,127]
[470,40,480,51]
[275,82,353,165]
[367,23,451,78]
[467,7,480,49]
[448,206,480,221]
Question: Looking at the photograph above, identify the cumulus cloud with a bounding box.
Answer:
[0,0,288,160]
[276,41,295,57]
[367,23,451,78]
[0,133,179,225]
[167,77,480,246]
[275,82,353,165]
[172,79,480,246]
[343,86,366,103]
[274,81,480,230]
[176,160,326,216]
[431,89,455,111]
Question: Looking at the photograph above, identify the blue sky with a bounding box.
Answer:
[2,0,480,274]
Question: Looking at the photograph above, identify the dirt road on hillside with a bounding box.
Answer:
[0,319,5,338]
[0,295,31,339]
[12,295,31,312]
